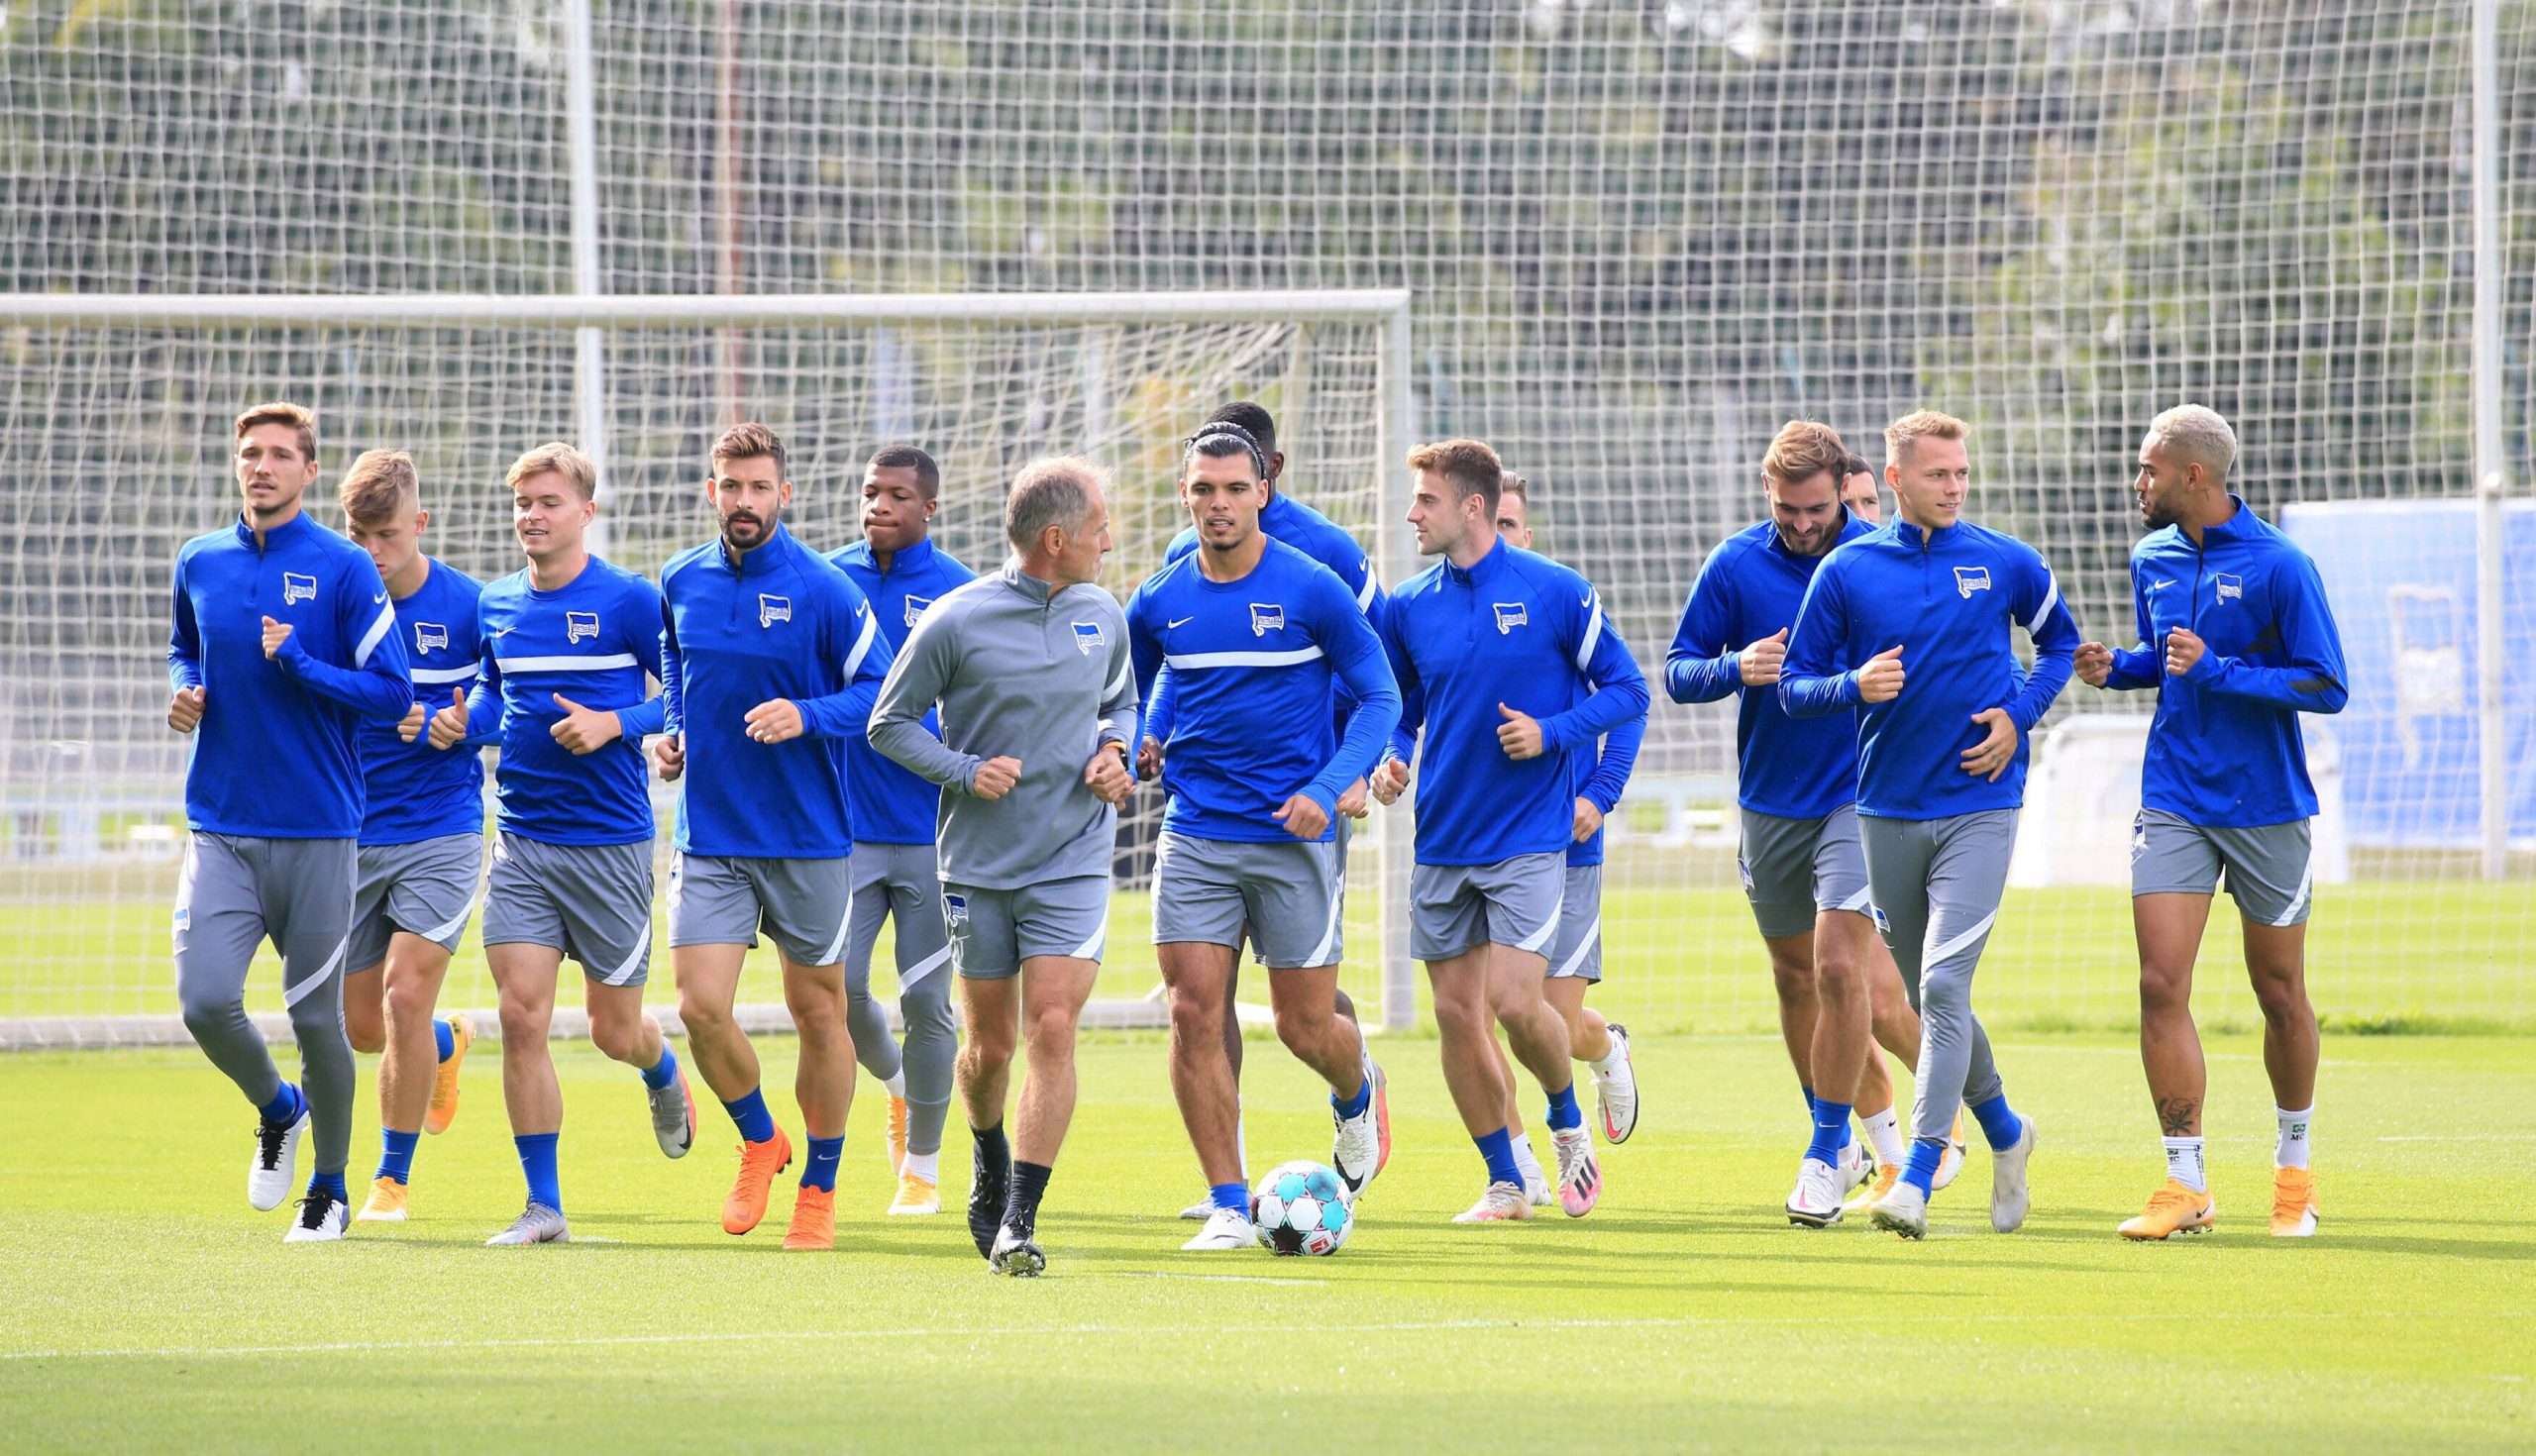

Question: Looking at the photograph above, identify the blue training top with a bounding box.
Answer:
[1380,537,1650,866]
[1780,517,2080,820]
[169,511,412,839]
[1125,536,1401,843]
[465,555,669,847]
[830,536,977,847]
[1145,488,1381,747]
[2103,497,2349,827]
[662,523,894,860]
[360,557,490,846]
[1667,512,1878,821]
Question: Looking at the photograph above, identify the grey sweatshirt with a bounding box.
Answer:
[868,560,1138,889]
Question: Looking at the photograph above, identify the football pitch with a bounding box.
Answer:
[3,1028,2529,1452]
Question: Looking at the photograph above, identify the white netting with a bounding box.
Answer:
[1,0,2531,1041]
[0,310,1399,1033]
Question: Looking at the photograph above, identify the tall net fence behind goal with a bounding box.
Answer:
[2,0,2532,1043]
[0,304,1407,1039]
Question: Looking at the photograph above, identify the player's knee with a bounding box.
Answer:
[785,984,847,1034]
[381,977,436,1032]
[1023,1003,1079,1055]
[1814,949,1863,1000]
[345,1019,385,1056]
[585,1014,642,1062]
[2137,960,2192,1015]
[1769,954,1815,1002]
[1919,967,1972,1020]
[900,985,954,1038]
[1431,989,1489,1039]
[2248,968,2308,1025]
[177,978,243,1033]
[676,987,731,1036]
[1485,979,1544,1027]
[1272,1001,1331,1054]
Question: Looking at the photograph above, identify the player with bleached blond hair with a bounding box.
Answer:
[2076,403,2348,1241]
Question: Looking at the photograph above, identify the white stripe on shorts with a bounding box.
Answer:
[1515,891,1566,955]
[284,934,350,1008]
[415,897,475,947]
[2273,853,2315,927]
[813,912,852,968]
[1303,878,1345,968]
[1067,918,1108,962]
[1554,918,1603,977]
[1836,885,1873,914]
[597,925,651,986]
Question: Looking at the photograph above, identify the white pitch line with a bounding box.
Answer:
[4,1308,2526,1365]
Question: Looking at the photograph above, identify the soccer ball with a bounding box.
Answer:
[1250,1160,1353,1256]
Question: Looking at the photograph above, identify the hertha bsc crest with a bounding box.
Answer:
[1953,566,1991,598]
[414,622,448,653]
[1248,603,1285,637]
[566,611,600,643]
[758,593,791,628]
[281,572,317,605]
[903,594,934,629]
[1493,602,1529,634]
[1071,621,1105,655]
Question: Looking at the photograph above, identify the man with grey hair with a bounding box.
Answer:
[869,456,1137,1276]
[2076,404,2349,1242]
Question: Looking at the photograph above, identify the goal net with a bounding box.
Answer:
[2,0,2531,1048]
[0,295,1416,1044]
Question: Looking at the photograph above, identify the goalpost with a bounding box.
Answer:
[0,288,1421,1049]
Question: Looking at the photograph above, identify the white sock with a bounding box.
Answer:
[903,1148,939,1185]
[1860,1108,1907,1171]
[2275,1105,2312,1170]
[883,1069,907,1101]
[1587,1034,1625,1076]
[1510,1132,1545,1184]
[2162,1136,2207,1193]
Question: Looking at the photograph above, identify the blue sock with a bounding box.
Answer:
[801,1135,844,1192]
[259,1082,305,1127]
[723,1087,778,1144]
[308,1169,347,1202]
[1331,1073,1372,1120]
[1968,1093,2025,1152]
[1903,1138,1945,1195]
[375,1128,420,1186]
[1800,1085,1817,1118]
[515,1132,562,1212]
[1544,1082,1583,1133]
[1211,1181,1249,1215]
[639,1046,679,1092]
[433,1018,456,1063]
[1806,1097,1852,1166]
[1475,1126,1520,1187]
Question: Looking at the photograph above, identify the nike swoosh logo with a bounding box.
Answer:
[1167,616,1195,629]
[373,591,387,604]
[492,626,515,637]
[2147,579,2175,592]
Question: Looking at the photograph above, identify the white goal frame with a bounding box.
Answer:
[0,287,1420,1050]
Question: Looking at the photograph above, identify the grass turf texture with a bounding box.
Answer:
[3,1030,2529,1452]
[6,874,2534,1031]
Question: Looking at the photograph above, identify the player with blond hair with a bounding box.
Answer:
[428,442,690,1246]
[1780,410,2076,1238]
[337,448,487,1224]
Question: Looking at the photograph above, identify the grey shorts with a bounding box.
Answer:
[2132,808,2315,927]
[174,832,356,1007]
[669,852,854,966]
[479,832,655,987]
[942,874,1110,981]
[1739,804,1873,940]
[1545,863,1604,983]
[346,833,482,973]
[1410,852,1565,962]
[1152,832,1344,969]
[848,842,953,988]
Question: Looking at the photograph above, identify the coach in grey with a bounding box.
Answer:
[868,456,1137,1278]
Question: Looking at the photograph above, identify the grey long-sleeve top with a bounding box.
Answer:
[868,560,1138,889]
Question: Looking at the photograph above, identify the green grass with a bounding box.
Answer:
[7,867,2536,1032]
[3,1029,2530,1451]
